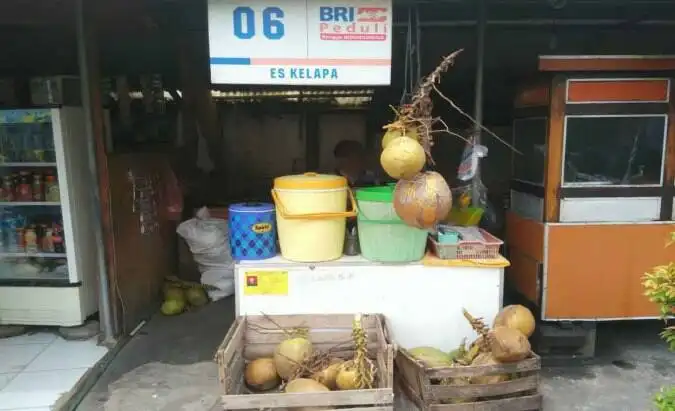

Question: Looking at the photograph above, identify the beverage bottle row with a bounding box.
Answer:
[0,212,65,254]
[0,171,60,202]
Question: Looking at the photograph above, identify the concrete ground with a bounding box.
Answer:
[76,297,674,411]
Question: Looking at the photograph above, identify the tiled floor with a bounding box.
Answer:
[0,332,108,411]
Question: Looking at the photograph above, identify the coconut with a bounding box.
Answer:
[285,378,330,411]
[382,127,420,149]
[493,305,536,338]
[244,358,280,391]
[274,337,313,380]
[489,326,531,363]
[160,299,185,316]
[380,136,426,180]
[163,285,185,302]
[470,352,510,384]
[393,172,452,229]
[185,286,209,307]
[312,360,344,390]
[408,346,454,367]
[335,361,361,390]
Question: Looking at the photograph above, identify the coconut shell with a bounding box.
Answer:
[285,378,330,411]
[493,305,536,338]
[470,353,510,385]
[380,136,426,179]
[393,172,452,229]
[274,337,313,380]
[382,127,420,149]
[312,360,343,390]
[244,358,280,391]
[489,326,531,363]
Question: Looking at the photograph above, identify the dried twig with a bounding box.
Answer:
[432,84,522,155]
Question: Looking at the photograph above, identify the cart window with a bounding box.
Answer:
[513,117,547,185]
[563,115,666,186]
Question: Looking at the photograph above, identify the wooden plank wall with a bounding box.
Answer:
[107,153,176,334]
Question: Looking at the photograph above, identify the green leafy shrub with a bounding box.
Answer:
[642,234,675,410]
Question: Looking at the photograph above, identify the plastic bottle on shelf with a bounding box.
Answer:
[32,172,44,201]
[16,171,31,202]
[0,175,13,202]
[44,173,60,202]
[52,223,65,253]
[42,226,54,252]
[25,226,38,253]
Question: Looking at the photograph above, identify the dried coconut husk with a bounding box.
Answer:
[462,309,531,364]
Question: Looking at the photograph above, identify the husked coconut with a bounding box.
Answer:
[489,326,531,363]
[274,337,313,380]
[380,136,426,180]
[493,305,536,338]
[470,353,510,384]
[285,378,330,411]
[244,358,280,391]
[382,127,420,149]
[393,172,452,229]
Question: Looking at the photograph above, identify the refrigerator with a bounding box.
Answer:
[0,107,102,326]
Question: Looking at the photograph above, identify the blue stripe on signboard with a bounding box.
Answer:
[210,57,251,65]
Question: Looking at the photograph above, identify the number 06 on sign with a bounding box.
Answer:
[208,0,393,85]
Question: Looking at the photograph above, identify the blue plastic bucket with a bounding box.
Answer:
[228,203,276,260]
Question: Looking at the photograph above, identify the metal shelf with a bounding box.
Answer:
[0,252,66,258]
[0,202,60,206]
[0,162,57,167]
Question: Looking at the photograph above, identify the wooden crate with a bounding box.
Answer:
[214,313,395,411]
[396,347,542,411]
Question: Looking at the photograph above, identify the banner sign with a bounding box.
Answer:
[207,0,393,86]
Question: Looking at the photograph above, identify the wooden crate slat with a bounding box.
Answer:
[243,341,383,359]
[428,394,543,411]
[246,313,382,329]
[428,375,539,398]
[221,388,392,409]
[245,329,379,344]
[424,357,541,379]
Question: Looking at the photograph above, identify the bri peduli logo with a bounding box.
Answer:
[319,6,389,41]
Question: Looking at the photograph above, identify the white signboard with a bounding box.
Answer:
[207,0,393,86]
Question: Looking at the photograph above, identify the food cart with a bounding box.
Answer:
[507,55,675,323]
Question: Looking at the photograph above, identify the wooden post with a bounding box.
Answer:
[76,0,117,342]
[544,76,566,223]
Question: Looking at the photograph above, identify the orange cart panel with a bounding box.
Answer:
[544,223,674,320]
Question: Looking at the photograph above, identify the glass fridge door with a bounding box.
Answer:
[0,109,67,283]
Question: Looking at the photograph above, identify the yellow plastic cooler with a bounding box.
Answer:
[272,173,356,262]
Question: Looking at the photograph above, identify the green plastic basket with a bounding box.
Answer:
[355,186,428,263]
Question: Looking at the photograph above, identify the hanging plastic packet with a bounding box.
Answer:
[457,141,488,182]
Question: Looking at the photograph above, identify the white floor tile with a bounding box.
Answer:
[0,368,87,410]
[0,333,56,346]
[4,409,51,411]
[0,345,47,374]
[0,373,17,391]
[23,338,107,372]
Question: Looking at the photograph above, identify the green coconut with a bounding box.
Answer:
[160,299,185,316]
[408,346,454,367]
[185,286,209,307]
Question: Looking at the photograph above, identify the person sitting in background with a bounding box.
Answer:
[333,140,382,188]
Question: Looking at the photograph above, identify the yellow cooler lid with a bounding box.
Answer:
[274,172,347,190]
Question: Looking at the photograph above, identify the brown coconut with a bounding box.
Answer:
[312,360,344,390]
[393,171,452,229]
[470,352,510,384]
[244,358,280,391]
[489,326,531,363]
[493,304,536,338]
[285,378,330,411]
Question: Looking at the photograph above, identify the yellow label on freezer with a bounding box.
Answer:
[243,271,289,296]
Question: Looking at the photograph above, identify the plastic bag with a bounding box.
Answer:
[457,142,488,182]
[176,207,234,300]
